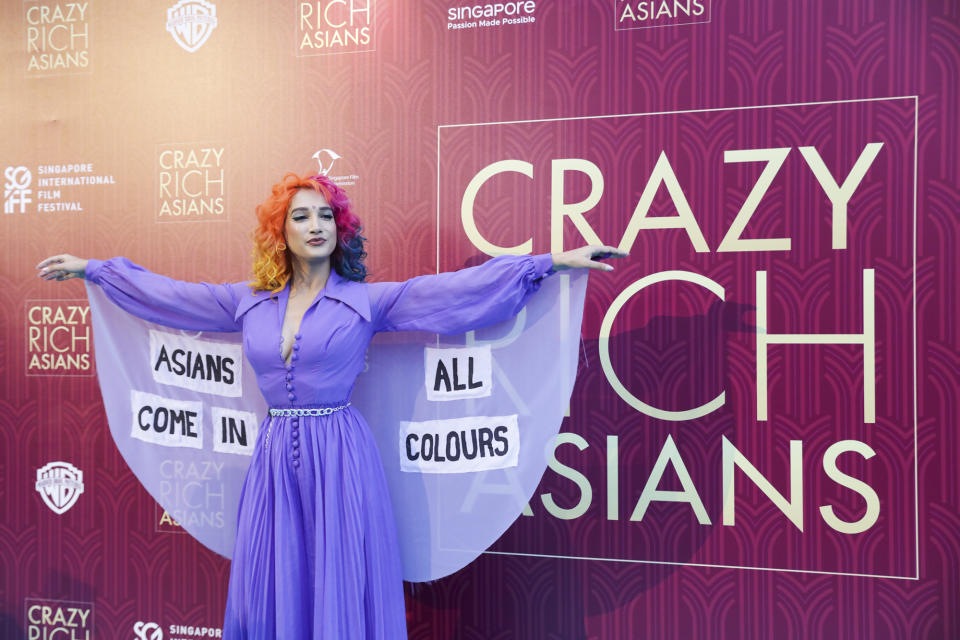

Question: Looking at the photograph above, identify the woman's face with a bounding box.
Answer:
[284,188,338,264]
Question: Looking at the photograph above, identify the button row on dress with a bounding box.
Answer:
[291,415,301,468]
[289,333,303,468]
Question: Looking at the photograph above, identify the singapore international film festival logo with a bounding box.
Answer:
[35,461,85,514]
[156,143,226,221]
[134,621,163,640]
[615,0,711,30]
[135,620,223,639]
[166,0,218,52]
[4,166,32,213]
[26,300,93,376]
[312,148,359,186]
[297,0,374,56]
[24,0,91,74]
[4,163,116,215]
[25,598,93,639]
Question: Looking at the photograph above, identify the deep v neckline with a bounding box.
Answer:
[279,280,326,367]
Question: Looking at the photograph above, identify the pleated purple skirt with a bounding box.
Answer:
[222,406,408,638]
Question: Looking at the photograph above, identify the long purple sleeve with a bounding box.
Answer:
[84,257,247,333]
[367,253,556,334]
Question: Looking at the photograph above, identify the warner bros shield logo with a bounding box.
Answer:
[35,462,85,515]
[166,0,219,53]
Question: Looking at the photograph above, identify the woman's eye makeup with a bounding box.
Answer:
[289,209,334,222]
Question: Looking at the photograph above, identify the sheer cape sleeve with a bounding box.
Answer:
[83,273,266,563]
[353,261,588,581]
[85,257,247,333]
[367,253,556,334]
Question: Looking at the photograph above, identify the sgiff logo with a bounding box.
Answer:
[616,0,711,30]
[134,621,163,640]
[35,462,84,515]
[166,0,218,52]
[25,599,93,639]
[4,166,32,213]
[134,620,224,639]
[298,0,374,55]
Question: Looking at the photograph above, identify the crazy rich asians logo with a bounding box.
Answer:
[26,599,93,639]
[438,97,918,577]
[615,0,711,30]
[24,0,91,74]
[297,0,374,55]
[156,143,226,220]
[26,300,92,375]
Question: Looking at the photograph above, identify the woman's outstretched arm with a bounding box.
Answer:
[36,253,247,333]
[367,245,625,335]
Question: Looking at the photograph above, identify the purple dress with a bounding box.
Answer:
[84,253,557,639]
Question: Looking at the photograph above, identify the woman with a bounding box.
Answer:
[36,172,625,638]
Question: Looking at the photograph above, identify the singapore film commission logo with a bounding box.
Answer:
[24,0,91,74]
[135,620,223,639]
[615,0,711,29]
[36,461,84,515]
[447,1,536,30]
[25,599,93,638]
[166,0,218,52]
[312,148,358,186]
[297,0,373,55]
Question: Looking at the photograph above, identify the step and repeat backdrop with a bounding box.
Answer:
[2,0,958,638]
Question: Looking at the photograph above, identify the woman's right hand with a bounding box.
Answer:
[36,254,89,282]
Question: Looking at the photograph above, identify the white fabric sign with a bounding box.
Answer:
[399,414,519,473]
[424,345,492,401]
[210,407,260,456]
[130,390,204,449]
[150,329,243,397]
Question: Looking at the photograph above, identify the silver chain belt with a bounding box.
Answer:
[268,403,351,417]
[263,403,352,451]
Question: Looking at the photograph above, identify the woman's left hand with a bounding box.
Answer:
[551,245,628,272]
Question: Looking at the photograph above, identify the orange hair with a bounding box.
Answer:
[249,172,366,294]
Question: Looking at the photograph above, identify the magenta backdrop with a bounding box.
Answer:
[2,1,958,639]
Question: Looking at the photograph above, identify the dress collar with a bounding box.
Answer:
[315,269,371,321]
[234,269,370,323]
